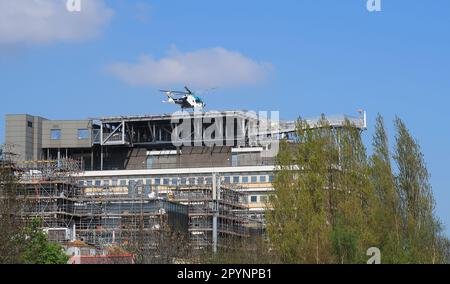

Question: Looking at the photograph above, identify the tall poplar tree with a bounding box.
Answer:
[394,117,443,263]
[267,114,449,264]
[369,115,404,263]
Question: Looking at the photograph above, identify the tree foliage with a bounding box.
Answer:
[267,114,448,264]
[21,218,69,264]
[0,158,27,264]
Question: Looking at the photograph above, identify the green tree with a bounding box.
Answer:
[369,114,405,263]
[266,114,449,264]
[267,117,336,263]
[394,117,444,263]
[331,121,375,264]
[21,218,69,264]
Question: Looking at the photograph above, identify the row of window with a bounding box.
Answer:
[249,195,269,204]
[79,175,274,187]
[50,129,90,140]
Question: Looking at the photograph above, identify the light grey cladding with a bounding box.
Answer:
[42,120,93,149]
[5,114,45,160]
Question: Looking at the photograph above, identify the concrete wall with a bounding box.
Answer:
[42,120,93,149]
[32,116,44,160]
[235,152,275,167]
[5,115,94,161]
[5,114,45,160]
[145,146,232,170]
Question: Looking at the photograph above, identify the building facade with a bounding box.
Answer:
[4,110,366,250]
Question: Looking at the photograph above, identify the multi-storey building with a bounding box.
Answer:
[4,110,366,250]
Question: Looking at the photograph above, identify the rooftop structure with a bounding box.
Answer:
[5,111,366,171]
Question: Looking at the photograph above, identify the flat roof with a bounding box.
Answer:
[78,166,277,178]
[94,110,265,123]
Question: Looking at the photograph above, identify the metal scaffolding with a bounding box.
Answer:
[9,158,254,255]
[166,173,253,252]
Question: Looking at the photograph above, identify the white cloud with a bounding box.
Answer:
[106,47,272,88]
[0,0,113,45]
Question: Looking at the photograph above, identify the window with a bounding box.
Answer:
[180,178,187,185]
[260,176,267,183]
[51,129,61,140]
[231,154,238,167]
[171,178,178,185]
[163,178,170,185]
[78,129,90,140]
[146,179,151,185]
[103,180,110,186]
[250,196,258,203]
[269,175,274,182]
[27,121,33,128]
[78,181,85,187]
[206,177,212,184]
[87,180,92,186]
[146,157,153,169]
[112,178,118,186]
[189,178,196,185]
[154,178,161,185]
[95,180,101,187]
[242,176,249,183]
[120,180,127,186]
[233,176,240,183]
[224,176,231,184]
[251,176,258,183]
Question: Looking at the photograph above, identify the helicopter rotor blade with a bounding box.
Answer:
[184,86,193,95]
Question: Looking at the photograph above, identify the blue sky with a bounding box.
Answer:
[1,0,449,235]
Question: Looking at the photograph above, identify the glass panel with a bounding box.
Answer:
[51,129,61,140]
[146,157,153,169]
[231,154,238,167]
[78,129,90,140]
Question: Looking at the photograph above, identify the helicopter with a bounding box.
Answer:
[159,86,207,111]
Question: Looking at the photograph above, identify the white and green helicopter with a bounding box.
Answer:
[159,86,207,111]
